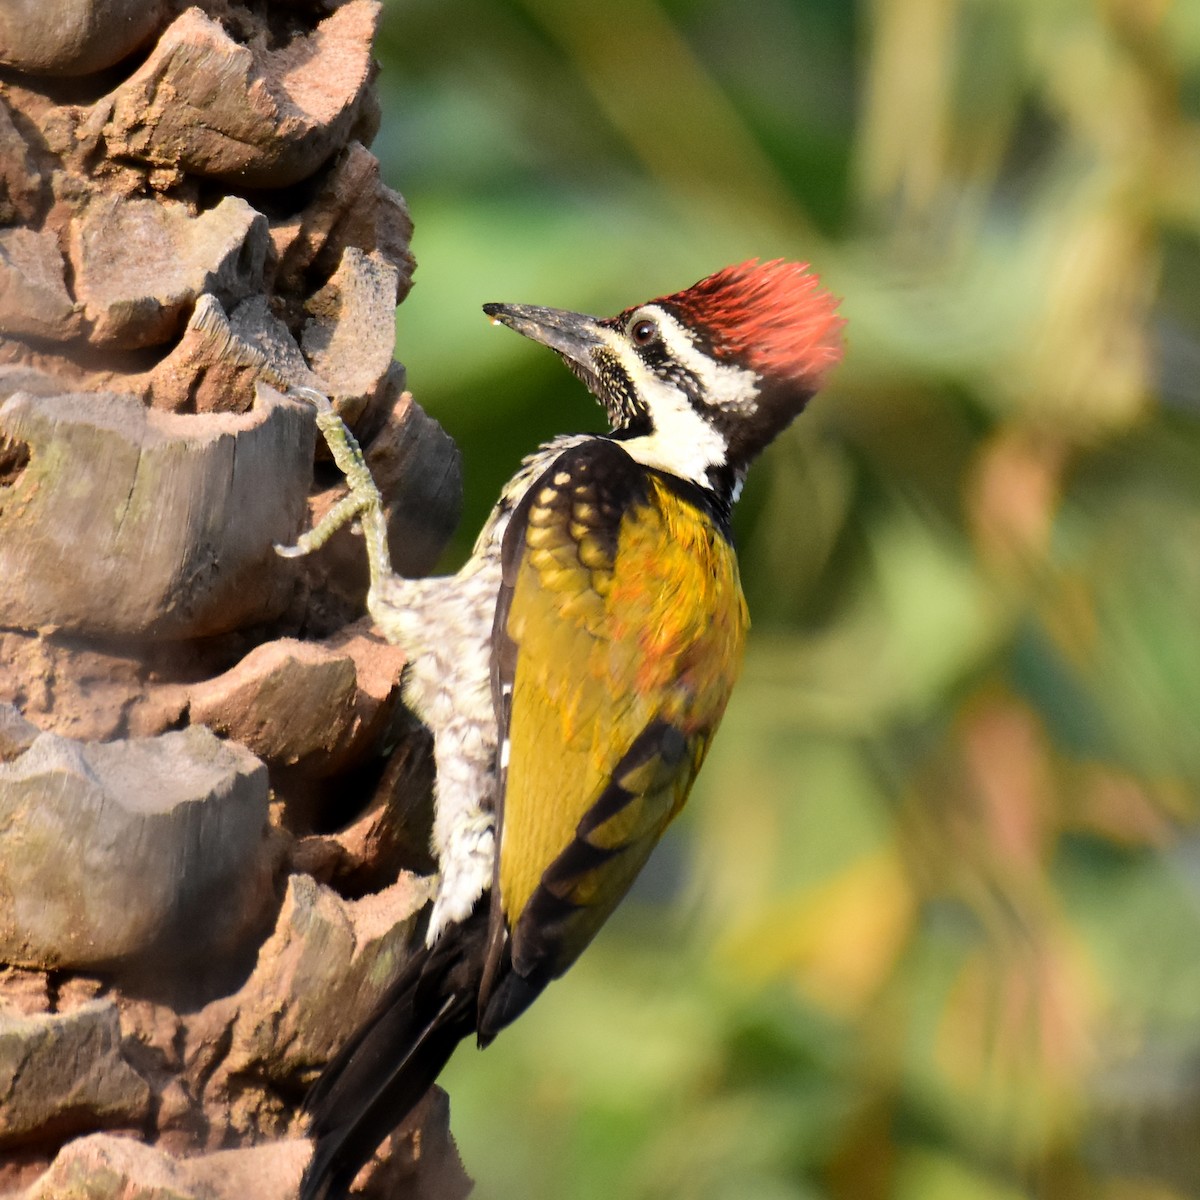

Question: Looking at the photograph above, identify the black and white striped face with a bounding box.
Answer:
[486,260,844,505]
[592,302,759,492]
[484,299,809,502]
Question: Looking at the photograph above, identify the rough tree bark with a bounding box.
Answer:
[0,3,471,1196]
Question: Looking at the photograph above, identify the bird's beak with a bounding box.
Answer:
[482,303,607,373]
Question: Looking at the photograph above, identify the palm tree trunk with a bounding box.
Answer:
[0,3,467,1196]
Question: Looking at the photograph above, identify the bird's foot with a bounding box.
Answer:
[274,387,396,593]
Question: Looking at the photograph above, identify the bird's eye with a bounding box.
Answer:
[628,318,658,346]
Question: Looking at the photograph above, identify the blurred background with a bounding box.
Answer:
[371,1,1200,1196]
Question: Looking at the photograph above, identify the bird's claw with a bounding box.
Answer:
[273,387,396,591]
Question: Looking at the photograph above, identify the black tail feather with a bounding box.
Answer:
[299,910,488,1200]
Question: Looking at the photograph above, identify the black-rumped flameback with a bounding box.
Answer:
[284,259,845,1199]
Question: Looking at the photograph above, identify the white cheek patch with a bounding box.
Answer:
[654,310,760,413]
[592,308,759,488]
[617,369,728,486]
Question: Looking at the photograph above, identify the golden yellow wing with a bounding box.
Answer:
[479,438,747,1035]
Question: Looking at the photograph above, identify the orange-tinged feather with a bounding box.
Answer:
[499,473,748,933]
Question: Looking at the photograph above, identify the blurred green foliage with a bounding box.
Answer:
[372,0,1200,1196]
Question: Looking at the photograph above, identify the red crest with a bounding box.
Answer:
[655,258,844,384]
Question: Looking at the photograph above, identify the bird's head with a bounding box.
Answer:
[484,258,844,503]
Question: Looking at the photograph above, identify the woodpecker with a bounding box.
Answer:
[282,258,844,1200]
